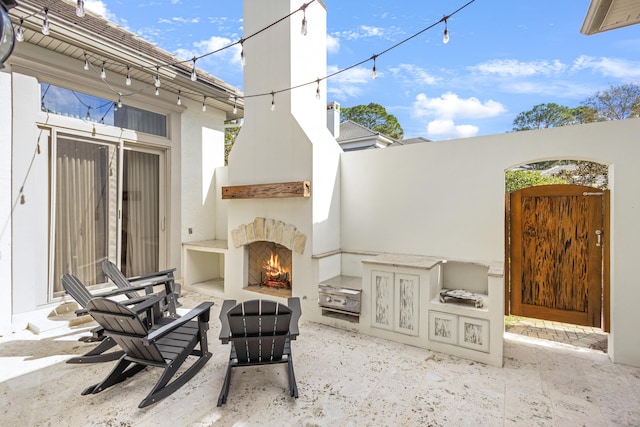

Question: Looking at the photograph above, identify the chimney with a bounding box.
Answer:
[327,101,340,138]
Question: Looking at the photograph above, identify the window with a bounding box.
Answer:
[40,83,167,137]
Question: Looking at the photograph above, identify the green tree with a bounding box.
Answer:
[505,170,567,193]
[224,120,241,165]
[341,103,404,140]
[512,103,581,131]
[582,83,640,121]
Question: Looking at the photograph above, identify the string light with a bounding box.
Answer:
[270,92,276,111]
[240,40,246,67]
[117,93,122,108]
[372,56,378,79]
[154,66,161,87]
[177,90,182,106]
[443,18,450,44]
[155,87,159,96]
[113,101,118,111]
[83,54,89,71]
[76,0,85,18]
[86,106,91,120]
[202,96,207,112]
[301,7,308,35]
[42,7,50,36]
[125,65,131,85]
[20,187,25,205]
[315,79,321,99]
[100,61,106,79]
[233,96,238,114]
[191,57,197,81]
[16,19,24,42]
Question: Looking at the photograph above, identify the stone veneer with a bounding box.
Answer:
[230,217,307,255]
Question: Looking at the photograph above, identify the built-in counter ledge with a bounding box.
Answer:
[362,254,444,270]
[182,239,228,250]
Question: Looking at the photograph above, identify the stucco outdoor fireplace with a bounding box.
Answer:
[230,217,307,298]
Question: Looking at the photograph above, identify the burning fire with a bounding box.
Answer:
[262,253,290,288]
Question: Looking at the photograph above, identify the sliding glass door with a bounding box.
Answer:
[52,135,165,295]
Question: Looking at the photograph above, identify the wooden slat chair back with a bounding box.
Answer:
[61,273,172,364]
[102,260,179,318]
[83,297,214,408]
[218,298,301,406]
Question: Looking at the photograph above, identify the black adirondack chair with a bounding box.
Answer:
[82,296,214,408]
[62,273,168,364]
[217,298,301,406]
[102,260,180,316]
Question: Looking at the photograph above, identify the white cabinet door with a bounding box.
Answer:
[371,271,394,330]
[371,271,420,336]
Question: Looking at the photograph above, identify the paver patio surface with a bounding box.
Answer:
[1,288,639,426]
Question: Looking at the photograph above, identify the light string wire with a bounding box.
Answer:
[14,0,475,109]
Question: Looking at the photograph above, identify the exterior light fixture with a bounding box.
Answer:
[0,0,18,69]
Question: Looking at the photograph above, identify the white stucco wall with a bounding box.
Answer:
[0,71,12,326]
[181,98,226,243]
[341,118,640,367]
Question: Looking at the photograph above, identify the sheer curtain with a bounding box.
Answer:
[54,139,116,291]
[122,150,159,277]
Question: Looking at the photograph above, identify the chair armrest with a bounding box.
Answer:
[287,297,301,339]
[218,299,237,344]
[127,268,176,283]
[129,293,165,315]
[145,301,214,344]
[94,282,164,298]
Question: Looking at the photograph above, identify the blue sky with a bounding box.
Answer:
[86,0,640,140]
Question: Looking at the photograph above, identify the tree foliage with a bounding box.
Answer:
[583,83,640,121]
[552,161,608,190]
[511,103,597,131]
[224,121,241,165]
[341,102,404,140]
[505,170,567,193]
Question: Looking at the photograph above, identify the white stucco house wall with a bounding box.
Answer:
[2,0,640,369]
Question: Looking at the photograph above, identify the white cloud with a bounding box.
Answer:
[167,17,200,25]
[470,59,567,77]
[427,119,479,139]
[85,0,117,23]
[572,55,640,80]
[389,64,438,86]
[412,92,506,121]
[326,65,370,99]
[174,36,242,71]
[326,34,340,54]
[412,93,506,140]
[334,25,386,41]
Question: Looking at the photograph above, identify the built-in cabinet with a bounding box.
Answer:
[371,271,420,336]
[362,254,504,367]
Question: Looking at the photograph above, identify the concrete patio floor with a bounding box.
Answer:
[1,288,639,427]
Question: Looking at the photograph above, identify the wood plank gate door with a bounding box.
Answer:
[507,184,609,328]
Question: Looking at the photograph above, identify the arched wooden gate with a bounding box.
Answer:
[506,184,609,330]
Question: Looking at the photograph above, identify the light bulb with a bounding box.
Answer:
[42,8,50,36]
[155,67,161,87]
[372,59,378,79]
[233,97,238,114]
[125,66,131,85]
[301,16,308,36]
[83,55,89,71]
[191,57,197,81]
[270,92,276,112]
[240,42,246,67]
[100,62,106,79]
[202,97,207,112]
[316,79,321,99]
[155,87,159,96]
[113,102,118,112]
[16,19,24,42]
[117,94,122,108]
[76,0,85,18]
[443,20,450,44]
[177,90,182,106]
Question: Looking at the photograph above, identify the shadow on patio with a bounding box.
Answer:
[1,288,639,426]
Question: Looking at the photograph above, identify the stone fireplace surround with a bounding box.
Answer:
[230,217,307,255]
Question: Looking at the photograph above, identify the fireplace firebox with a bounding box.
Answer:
[248,241,292,291]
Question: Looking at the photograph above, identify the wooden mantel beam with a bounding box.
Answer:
[222,181,311,199]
